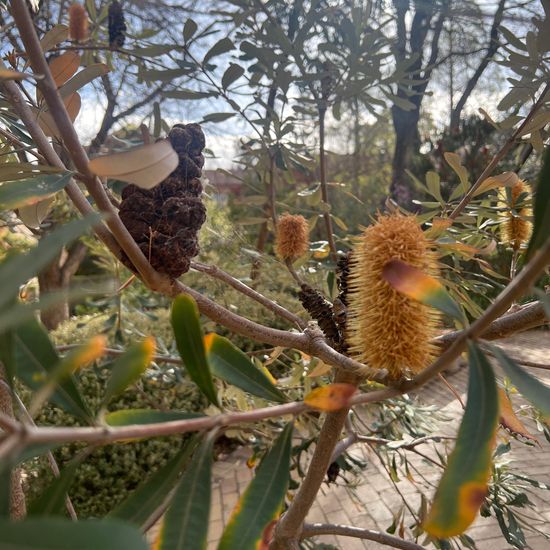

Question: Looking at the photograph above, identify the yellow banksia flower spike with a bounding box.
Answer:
[498,179,532,251]
[275,213,309,261]
[346,213,441,380]
[68,3,89,43]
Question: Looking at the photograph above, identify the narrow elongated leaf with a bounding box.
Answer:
[88,140,178,189]
[101,337,155,406]
[424,343,499,538]
[0,215,99,311]
[527,147,550,258]
[204,334,286,403]
[105,409,203,426]
[304,383,356,412]
[203,37,234,64]
[382,259,464,322]
[27,459,81,516]
[218,423,293,550]
[202,112,235,123]
[0,171,72,210]
[444,152,469,189]
[29,336,106,417]
[498,388,537,443]
[474,172,519,196]
[0,518,148,549]
[39,25,69,53]
[156,433,215,550]
[488,344,550,419]
[109,436,199,525]
[183,19,198,42]
[58,63,109,97]
[13,318,90,420]
[0,67,38,81]
[163,89,217,100]
[171,295,218,405]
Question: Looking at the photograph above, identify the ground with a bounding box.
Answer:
[204,330,550,549]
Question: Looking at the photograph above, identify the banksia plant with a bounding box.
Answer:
[108,1,126,49]
[68,3,89,43]
[498,180,533,251]
[275,214,309,261]
[346,214,440,380]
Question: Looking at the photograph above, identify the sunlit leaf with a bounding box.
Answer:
[171,295,218,405]
[382,259,464,322]
[0,518,148,549]
[32,93,81,138]
[473,172,519,196]
[155,433,215,550]
[527,147,550,258]
[218,423,293,550]
[424,342,498,538]
[204,334,286,403]
[0,67,38,81]
[100,337,155,406]
[0,171,72,211]
[306,360,332,378]
[109,436,199,526]
[304,383,356,412]
[444,152,469,190]
[498,388,538,443]
[48,52,81,88]
[487,344,550,420]
[88,140,178,188]
[105,409,203,426]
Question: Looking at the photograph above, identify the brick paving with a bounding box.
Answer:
[204,331,550,549]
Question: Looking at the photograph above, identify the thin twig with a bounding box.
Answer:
[190,261,306,329]
[437,373,465,408]
[301,523,425,550]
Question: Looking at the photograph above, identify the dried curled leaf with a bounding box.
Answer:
[32,93,81,138]
[88,140,179,189]
[474,172,519,196]
[304,383,356,412]
[49,52,81,88]
[498,388,538,443]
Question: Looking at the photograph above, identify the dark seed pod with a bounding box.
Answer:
[118,124,207,278]
[336,251,351,306]
[298,283,341,347]
[326,461,340,484]
[108,1,126,49]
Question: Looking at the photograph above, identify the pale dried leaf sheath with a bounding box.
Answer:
[88,140,179,189]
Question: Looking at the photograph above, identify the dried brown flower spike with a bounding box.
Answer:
[108,1,126,49]
[275,214,309,261]
[498,180,533,251]
[346,213,440,380]
[68,3,89,42]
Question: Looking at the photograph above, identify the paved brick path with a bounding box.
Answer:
[206,331,550,549]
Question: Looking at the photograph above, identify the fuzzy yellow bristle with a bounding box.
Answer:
[498,180,532,251]
[68,3,89,43]
[275,213,309,261]
[346,213,440,380]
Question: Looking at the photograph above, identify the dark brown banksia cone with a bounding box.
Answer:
[118,123,207,278]
[108,1,126,49]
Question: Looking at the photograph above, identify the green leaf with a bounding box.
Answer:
[101,338,155,407]
[104,409,203,426]
[201,112,236,123]
[183,19,198,42]
[156,433,215,550]
[27,459,81,517]
[0,518,148,549]
[171,295,218,405]
[0,171,72,210]
[14,319,92,421]
[444,152,469,191]
[424,342,498,538]
[205,334,286,403]
[58,64,109,97]
[527,147,550,258]
[0,215,99,312]
[139,68,191,82]
[218,422,293,550]
[487,343,550,419]
[222,63,245,90]
[426,171,443,203]
[109,436,199,526]
[163,89,218,100]
[382,259,465,323]
[203,37,234,65]
[130,45,174,57]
